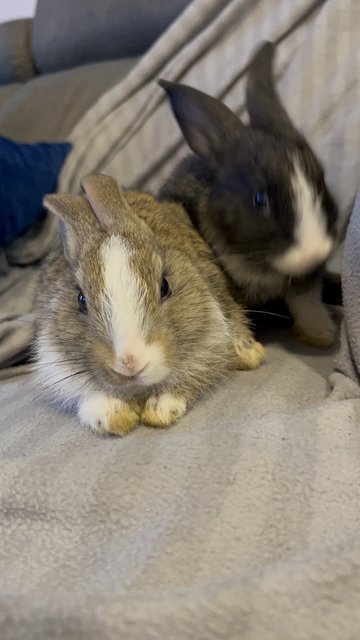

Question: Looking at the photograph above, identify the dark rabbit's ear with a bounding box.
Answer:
[159,79,244,161]
[246,41,300,140]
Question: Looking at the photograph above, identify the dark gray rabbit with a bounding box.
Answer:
[159,42,338,347]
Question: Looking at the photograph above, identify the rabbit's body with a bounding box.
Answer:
[159,42,338,347]
[36,175,264,436]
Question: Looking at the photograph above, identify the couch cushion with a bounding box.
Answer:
[0,57,138,143]
[33,0,190,74]
[0,19,35,84]
[0,83,22,108]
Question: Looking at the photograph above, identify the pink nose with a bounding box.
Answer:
[116,354,146,377]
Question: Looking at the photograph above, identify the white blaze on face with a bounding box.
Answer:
[272,157,333,276]
[100,235,169,384]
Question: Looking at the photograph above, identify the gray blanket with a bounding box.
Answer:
[0,215,57,370]
[330,189,360,397]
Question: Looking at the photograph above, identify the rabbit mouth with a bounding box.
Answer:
[102,366,143,388]
[103,363,169,389]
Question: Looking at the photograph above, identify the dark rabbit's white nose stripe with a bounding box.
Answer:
[272,157,333,275]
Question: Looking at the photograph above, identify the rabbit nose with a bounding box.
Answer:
[113,353,147,377]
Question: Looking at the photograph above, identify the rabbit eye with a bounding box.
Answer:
[78,290,87,313]
[160,277,171,301]
[253,190,270,214]
[253,191,269,209]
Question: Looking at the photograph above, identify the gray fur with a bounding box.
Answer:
[159,42,338,317]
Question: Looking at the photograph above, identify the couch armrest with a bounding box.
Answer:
[0,19,36,85]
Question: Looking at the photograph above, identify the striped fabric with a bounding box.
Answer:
[60,0,359,239]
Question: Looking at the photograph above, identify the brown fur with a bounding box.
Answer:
[36,175,264,436]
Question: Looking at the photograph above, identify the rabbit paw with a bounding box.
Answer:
[78,394,140,436]
[234,336,265,370]
[141,393,187,428]
[292,310,336,348]
[286,288,336,348]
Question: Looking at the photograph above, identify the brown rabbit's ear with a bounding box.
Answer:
[159,80,244,161]
[43,194,94,225]
[43,194,96,261]
[246,41,301,140]
[81,174,132,230]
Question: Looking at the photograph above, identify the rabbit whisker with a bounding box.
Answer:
[46,369,89,389]
[247,309,290,320]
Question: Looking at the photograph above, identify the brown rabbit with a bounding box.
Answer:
[35,174,264,436]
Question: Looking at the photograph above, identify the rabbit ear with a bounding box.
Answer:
[159,80,244,161]
[246,41,300,140]
[81,174,132,229]
[44,193,97,261]
[44,194,94,225]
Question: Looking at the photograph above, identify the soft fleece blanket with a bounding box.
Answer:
[1,1,360,638]
[330,189,360,398]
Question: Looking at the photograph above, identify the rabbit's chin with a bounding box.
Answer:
[100,360,171,391]
[137,365,171,387]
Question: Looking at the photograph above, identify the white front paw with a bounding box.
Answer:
[141,393,187,428]
[293,306,336,348]
[78,394,139,436]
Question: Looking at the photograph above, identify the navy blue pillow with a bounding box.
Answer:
[0,136,72,247]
